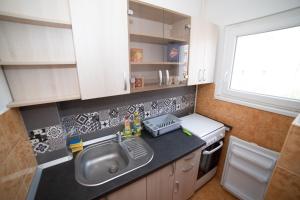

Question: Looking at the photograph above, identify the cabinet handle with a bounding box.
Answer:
[166,69,170,85]
[184,153,195,161]
[169,163,175,177]
[198,69,202,82]
[182,164,194,172]
[158,70,163,86]
[128,9,133,16]
[174,181,179,193]
[203,69,206,81]
[123,72,127,91]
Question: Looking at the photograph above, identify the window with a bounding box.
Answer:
[215,8,300,117]
[231,26,300,100]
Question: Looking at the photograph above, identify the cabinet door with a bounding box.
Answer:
[147,163,175,200]
[173,149,201,200]
[70,0,130,100]
[107,178,146,200]
[188,16,218,85]
[129,1,190,92]
[202,22,218,84]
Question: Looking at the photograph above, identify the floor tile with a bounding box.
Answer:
[190,177,237,200]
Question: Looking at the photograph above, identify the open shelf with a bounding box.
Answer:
[3,65,80,108]
[0,12,72,29]
[131,62,184,65]
[130,33,187,44]
[7,94,81,108]
[129,1,190,94]
[131,83,187,93]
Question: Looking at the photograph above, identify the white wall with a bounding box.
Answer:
[204,0,300,26]
[209,0,300,84]
[0,68,12,114]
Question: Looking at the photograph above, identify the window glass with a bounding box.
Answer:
[230,26,300,101]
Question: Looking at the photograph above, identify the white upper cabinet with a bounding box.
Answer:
[188,16,218,85]
[69,0,130,100]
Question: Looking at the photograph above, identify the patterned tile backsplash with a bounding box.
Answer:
[29,125,66,155]
[29,93,195,156]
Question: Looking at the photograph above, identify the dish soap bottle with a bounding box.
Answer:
[123,115,132,138]
[133,111,142,136]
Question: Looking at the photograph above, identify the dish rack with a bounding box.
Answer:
[143,114,181,137]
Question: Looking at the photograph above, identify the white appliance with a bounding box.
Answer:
[221,136,279,200]
[180,113,226,190]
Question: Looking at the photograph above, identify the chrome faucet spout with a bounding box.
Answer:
[116,131,122,143]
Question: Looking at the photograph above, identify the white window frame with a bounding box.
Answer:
[215,8,300,117]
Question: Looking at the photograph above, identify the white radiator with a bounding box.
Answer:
[221,136,279,200]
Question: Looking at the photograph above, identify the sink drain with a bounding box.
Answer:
[108,164,119,174]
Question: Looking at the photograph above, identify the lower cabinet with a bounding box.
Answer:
[147,163,175,200]
[173,149,202,200]
[103,149,201,200]
[106,178,147,200]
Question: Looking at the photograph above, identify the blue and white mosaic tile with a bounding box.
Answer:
[61,93,195,137]
[29,93,195,156]
[29,124,65,155]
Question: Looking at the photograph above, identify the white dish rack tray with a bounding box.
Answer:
[143,114,181,137]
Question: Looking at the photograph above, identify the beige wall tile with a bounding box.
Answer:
[195,83,294,177]
[15,140,37,169]
[23,169,35,191]
[278,124,300,175]
[0,146,22,177]
[0,109,36,200]
[0,174,24,200]
[266,167,300,200]
[15,181,28,200]
[191,177,237,200]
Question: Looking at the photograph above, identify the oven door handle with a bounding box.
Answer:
[203,141,223,155]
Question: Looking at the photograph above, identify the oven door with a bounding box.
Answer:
[197,140,223,179]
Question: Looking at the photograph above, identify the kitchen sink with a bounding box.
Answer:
[75,136,154,186]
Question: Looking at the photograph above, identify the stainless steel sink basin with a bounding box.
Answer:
[75,136,154,186]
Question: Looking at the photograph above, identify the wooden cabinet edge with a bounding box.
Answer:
[1,62,76,66]
[130,84,187,93]
[0,12,72,29]
[7,94,80,108]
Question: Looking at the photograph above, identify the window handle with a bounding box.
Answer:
[224,72,228,83]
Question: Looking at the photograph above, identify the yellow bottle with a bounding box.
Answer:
[133,111,142,136]
[124,115,132,138]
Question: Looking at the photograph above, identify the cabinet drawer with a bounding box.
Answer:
[178,149,201,167]
[173,149,201,200]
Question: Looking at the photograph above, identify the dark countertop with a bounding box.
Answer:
[34,129,206,200]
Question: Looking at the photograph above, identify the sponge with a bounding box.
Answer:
[69,137,83,153]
